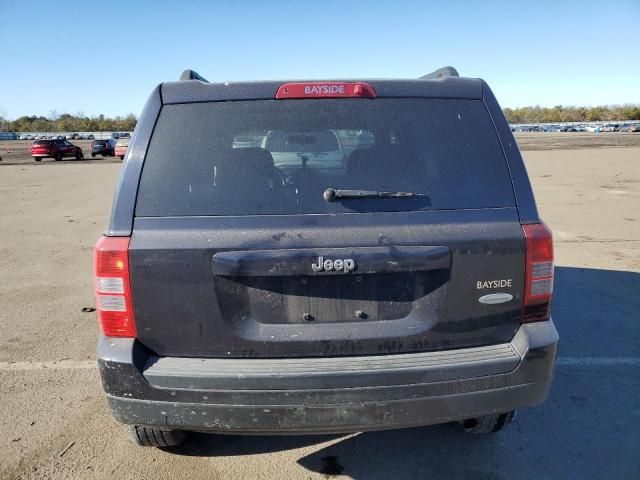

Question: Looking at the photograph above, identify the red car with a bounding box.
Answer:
[114,139,129,160]
[31,139,84,161]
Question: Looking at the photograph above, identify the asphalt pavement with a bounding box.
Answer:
[0,145,638,479]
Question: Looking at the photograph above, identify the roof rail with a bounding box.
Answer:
[419,66,459,80]
[179,69,209,83]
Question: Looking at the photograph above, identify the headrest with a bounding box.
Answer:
[227,147,275,170]
[346,146,375,177]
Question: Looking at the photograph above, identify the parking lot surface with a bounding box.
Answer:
[0,139,638,479]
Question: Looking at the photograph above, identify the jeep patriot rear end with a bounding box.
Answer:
[95,67,558,447]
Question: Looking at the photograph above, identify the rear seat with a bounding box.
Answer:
[214,147,285,211]
[347,145,423,191]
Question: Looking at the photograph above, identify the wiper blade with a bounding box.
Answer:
[323,188,425,201]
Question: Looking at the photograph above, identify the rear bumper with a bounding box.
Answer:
[98,319,558,434]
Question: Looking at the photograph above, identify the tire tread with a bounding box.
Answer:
[127,425,187,447]
[462,410,516,434]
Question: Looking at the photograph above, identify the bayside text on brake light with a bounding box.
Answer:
[276,82,376,99]
[304,84,345,95]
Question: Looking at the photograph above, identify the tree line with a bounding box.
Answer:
[1,105,640,132]
[503,104,640,124]
[0,113,137,132]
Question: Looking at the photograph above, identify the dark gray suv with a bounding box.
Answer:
[94,67,558,448]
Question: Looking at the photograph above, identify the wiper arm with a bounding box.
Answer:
[323,188,425,202]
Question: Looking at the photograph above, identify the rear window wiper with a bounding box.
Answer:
[323,188,426,202]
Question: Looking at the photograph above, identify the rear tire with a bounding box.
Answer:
[34,157,42,162]
[461,410,516,434]
[76,151,84,160]
[91,153,96,158]
[119,155,124,160]
[127,425,188,447]
[54,152,62,161]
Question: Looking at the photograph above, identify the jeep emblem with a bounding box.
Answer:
[311,256,355,273]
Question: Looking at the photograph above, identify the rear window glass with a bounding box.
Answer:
[136,99,515,216]
[264,130,340,153]
[34,140,52,145]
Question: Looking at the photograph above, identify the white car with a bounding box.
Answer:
[260,130,346,170]
[585,125,602,133]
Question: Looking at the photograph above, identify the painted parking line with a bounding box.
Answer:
[0,360,97,371]
[555,357,640,367]
[1,357,639,371]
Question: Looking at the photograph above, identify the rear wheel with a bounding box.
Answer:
[91,153,96,158]
[76,151,84,160]
[460,411,516,434]
[34,157,42,162]
[119,155,124,160]
[54,152,62,161]
[127,425,188,447]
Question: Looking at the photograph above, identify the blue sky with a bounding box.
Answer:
[1,0,638,119]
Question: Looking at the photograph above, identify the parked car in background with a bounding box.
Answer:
[91,138,116,157]
[87,134,95,140]
[356,130,376,147]
[30,139,84,161]
[114,139,129,159]
[516,125,543,132]
[232,133,266,148]
[585,125,602,132]
[261,129,346,170]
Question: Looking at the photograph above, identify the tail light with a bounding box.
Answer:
[93,236,136,337]
[522,223,554,322]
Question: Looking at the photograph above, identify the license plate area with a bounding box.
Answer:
[282,274,410,323]
[215,271,448,325]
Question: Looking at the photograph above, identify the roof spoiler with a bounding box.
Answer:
[179,69,209,83]
[419,66,459,80]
